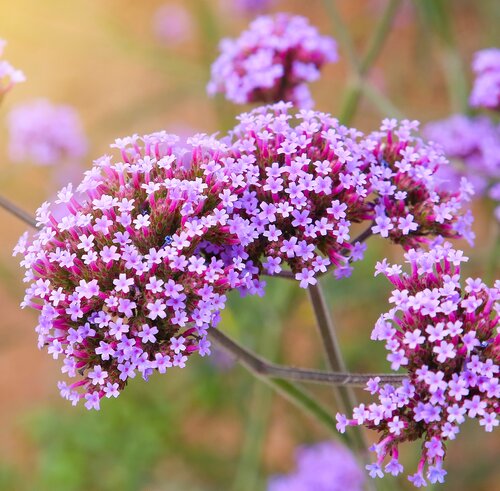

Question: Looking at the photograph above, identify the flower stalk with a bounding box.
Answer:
[325,0,402,124]
[307,283,370,456]
[209,328,404,387]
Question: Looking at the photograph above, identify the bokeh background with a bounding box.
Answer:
[0,1,499,490]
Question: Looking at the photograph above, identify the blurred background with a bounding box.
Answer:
[0,1,499,490]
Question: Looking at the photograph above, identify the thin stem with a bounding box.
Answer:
[209,328,403,387]
[264,378,341,438]
[322,0,361,73]
[440,46,468,114]
[232,303,284,491]
[0,195,37,229]
[359,0,401,75]
[351,226,373,246]
[361,81,406,119]
[210,330,349,440]
[415,0,468,113]
[333,0,402,125]
[307,283,370,455]
[209,329,342,438]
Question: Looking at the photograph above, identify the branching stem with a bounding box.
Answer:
[209,328,403,387]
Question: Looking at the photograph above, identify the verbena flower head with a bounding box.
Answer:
[337,243,499,487]
[207,14,338,108]
[424,115,500,221]
[14,131,259,409]
[0,39,25,96]
[470,48,500,111]
[152,4,192,46]
[268,441,365,491]
[226,102,372,284]
[364,119,475,248]
[7,99,87,166]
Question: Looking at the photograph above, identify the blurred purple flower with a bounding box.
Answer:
[470,48,500,111]
[268,441,365,491]
[207,14,338,108]
[153,4,192,46]
[424,114,500,221]
[0,39,25,96]
[7,99,87,166]
[230,0,275,15]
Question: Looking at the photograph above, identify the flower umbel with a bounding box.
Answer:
[207,14,338,108]
[15,131,258,409]
[226,102,372,283]
[364,119,475,247]
[338,243,499,486]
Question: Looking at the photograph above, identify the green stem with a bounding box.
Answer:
[307,284,367,450]
[231,312,283,491]
[359,0,401,75]
[262,378,343,439]
[332,0,402,125]
[415,0,468,113]
[208,328,404,387]
[338,80,363,126]
[361,81,405,119]
[307,283,377,491]
[193,0,235,131]
[322,0,361,72]
[441,45,469,113]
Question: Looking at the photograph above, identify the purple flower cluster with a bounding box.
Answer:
[14,131,259,409]
[424,114,500,221]
[15,105,476,408]
[0,39,25,96]
[225,105,474,282]
[337,243,499,487]
[7,99,87,166]
[152,4,192,46]
[226,102,372,283]
[268,441,365,491]
[470,48,500,111]
[207,14,338,108]
[365,118,475,247]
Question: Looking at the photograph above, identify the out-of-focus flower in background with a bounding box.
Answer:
[207,13,338,108]
[267,441,365,491]
[469,48,500,111]
[152,3,193,46]
[0,39,25,97]
[7,98,87,166]
[224,0,275,16]
[424,114,500,221]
